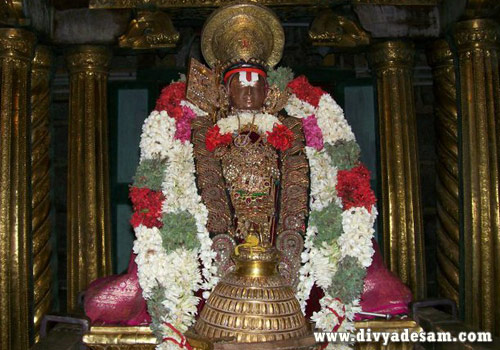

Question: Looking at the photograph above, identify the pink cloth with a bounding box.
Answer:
[84,254,151,325]
[355,240,413,320]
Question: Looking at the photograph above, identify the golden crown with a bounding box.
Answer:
[201,2,285,70]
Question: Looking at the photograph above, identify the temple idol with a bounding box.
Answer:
[0,1,499,350]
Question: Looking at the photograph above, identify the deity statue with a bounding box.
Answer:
[84,2,412,349]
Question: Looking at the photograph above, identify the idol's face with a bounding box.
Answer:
[227,74,267,111]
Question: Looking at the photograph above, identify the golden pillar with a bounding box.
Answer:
[0,28,36,350]
[369,41,426,300]
[426,40,460,307]
[31,45,53,341]
[454,18,500,335]
[65,45,112,312]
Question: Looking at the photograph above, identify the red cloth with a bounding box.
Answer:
[356,240,412,319]
[84,253,151,325]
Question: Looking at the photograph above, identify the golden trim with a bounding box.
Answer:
[33,263,52,306]
[90,0,332,8]
[33,283,51,329]
[31,45,53,343]
[355,320,422,350]
[201,2,284,69]
[65,45,113,313]
[369,41,414,70]
[454,18,500,335]
[119,10,179,49]
[309,10,370,48]
[191,114,234,235]
[83,320,422,350]
[369,40,426,300]
[33,213,51,255]
[0,0,26,25]
[83,326,158,346]
[0,28,34,60]
[33,240,52,279]
[455,18,499,50]
[276,117,308,289]
[426,39,460,307]
[66,45,111,74]
[0,27,36,350]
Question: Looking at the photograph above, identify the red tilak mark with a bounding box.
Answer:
[162,323,193,350]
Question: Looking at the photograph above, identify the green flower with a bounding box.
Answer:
[267,66,294,92]
[309,203,343,246]
[327,256,367,304]
[160,211,199,251]
[133,158,167,191]
[325,141,360,170]
[147,286,168,340]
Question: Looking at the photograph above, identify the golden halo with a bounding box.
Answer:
[201,2,285,70]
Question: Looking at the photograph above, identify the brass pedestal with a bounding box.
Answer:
[194,247,310,343]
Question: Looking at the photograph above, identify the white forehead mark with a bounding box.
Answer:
[238,71,259,87]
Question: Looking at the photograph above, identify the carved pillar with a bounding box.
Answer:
[31,45,53,342]
[369,40,426,300]
[454,18,500,334]
[426,40,460,308]
[0,28,36,350]
[65,45,112,312]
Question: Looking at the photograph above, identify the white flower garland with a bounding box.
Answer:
[286,90,376,346]
[139,111,176,161]
[285,94,315,118]
[316,94,355,144]
[217,112,280,135]
[339,206,377,268]
[305,147,339,211]
[285,93,355,144]
[134,107,217,350]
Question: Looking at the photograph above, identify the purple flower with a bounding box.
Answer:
[174,106,197,142]
[302,114,324,151]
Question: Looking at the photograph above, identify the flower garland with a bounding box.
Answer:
[133,83,217,350]
[218,112,279,134]
[205,112,294,152]
[267,124,294,151]
[132,74,377,350]
[285,75,377,349]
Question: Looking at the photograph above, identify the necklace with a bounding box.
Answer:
[234,112,258,148]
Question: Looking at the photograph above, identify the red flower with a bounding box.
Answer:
[155,82,186,120]
[205,125,232,152]
[129,187,165,228]
[336,164,376,212]
[287,76,325,108]
[266,124,294,151]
